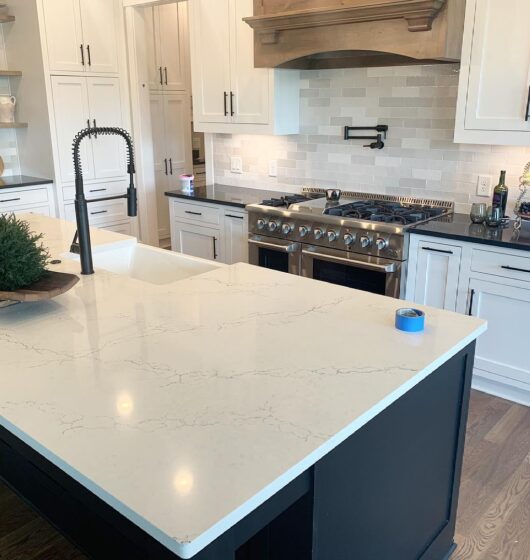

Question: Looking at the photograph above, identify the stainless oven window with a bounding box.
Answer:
[248,236,301,275]
[312,258,387,294]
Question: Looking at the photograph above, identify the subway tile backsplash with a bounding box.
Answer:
[212,64,530,214]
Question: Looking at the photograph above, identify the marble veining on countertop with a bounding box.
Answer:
[411,213,530,251]
[164,183,301,208]
[0,215,486,559]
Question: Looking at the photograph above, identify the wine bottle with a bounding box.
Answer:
[492,170,508,217]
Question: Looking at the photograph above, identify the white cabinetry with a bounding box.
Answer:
[42,0,119,74]
[188,0,299,135]
[455,0,530,145]
[150,93,192,241]
[407,234,530,406]
[144,2,189,92]
[411,240,462,311]
[169,198,248,265]
[0,185,54,217]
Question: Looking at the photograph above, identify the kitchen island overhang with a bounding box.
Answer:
[0,215,486,560]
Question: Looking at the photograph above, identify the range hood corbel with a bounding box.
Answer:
[244,0,465,70]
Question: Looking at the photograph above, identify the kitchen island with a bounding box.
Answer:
[1,215,486,559]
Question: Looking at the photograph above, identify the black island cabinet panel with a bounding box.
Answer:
[0,343,474,560]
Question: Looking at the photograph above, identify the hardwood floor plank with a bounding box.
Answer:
[484,406,529,445]
[0,518,58,560]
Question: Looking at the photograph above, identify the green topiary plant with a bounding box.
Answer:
[0,213,50,291]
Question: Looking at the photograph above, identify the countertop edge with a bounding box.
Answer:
[0,321,486,559]
[164,190,247,209]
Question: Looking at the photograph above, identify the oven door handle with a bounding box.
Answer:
[248,238,301,253]
[302,249,397,273]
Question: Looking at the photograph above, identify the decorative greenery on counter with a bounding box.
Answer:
[0,214,50,291]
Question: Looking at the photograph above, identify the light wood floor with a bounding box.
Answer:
[1,390,529,560]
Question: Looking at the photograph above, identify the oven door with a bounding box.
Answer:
[301,245,403,297]
[248,235,301,275]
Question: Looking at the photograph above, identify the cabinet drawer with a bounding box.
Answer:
[0,188,49,211]
[471,248,530,282]
[63,180,128,202]
[171,200,221,227]
[64,199,128,226]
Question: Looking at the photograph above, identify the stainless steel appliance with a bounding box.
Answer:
[247,189,454,298]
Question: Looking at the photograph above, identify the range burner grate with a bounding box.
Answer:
[260,194,312,207]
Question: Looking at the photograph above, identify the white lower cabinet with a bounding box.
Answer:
[0,186,54,217]
[407,234,530,406]
[169,198,247,265]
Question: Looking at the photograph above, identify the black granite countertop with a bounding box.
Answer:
[410,213,530,252]
[0,175,53,190]
[165,183,299,209]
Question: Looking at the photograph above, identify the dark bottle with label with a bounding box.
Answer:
[492,170,508,217]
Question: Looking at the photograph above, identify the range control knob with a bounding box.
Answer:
[359,235,371,249]
[268,220,279,232]
[313,228,325,240]
[281,223,294,235]
[299,225,310,238]
[256,218,266,230]
[375,237,388,251]
[343,233,355,246]
[327,230,339,242]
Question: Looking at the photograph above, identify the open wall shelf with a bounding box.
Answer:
[0,70,21,77]
[0,122,27,128]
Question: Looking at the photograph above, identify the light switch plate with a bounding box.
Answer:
[230,156,243,174]
[477,174,492,197]
[268,160,278,177]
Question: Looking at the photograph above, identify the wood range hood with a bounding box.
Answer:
[244,0,466,69]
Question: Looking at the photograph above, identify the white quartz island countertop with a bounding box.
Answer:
[0,215,487,559]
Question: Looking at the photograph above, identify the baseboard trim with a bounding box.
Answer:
[472,375,530,407]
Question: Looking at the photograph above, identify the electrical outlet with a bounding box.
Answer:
[268,160,278,177]
[230,156,243,174]
[477,174,492,197]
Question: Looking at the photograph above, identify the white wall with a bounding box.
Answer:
[211,64,530,214]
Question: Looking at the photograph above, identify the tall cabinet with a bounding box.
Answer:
[7,0,134,234]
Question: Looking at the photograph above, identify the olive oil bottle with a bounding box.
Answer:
[492,170,509,217]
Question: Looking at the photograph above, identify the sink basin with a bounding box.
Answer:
[68,241,223,285]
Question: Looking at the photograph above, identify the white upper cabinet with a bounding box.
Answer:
[455,0,530,145]
[189,0,300,134]
[79,0,120,74]
[145,2,190,92]
[41,0,119,74]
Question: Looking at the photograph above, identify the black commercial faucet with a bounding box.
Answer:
[71,126,137,275]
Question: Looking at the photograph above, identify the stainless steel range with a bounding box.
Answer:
[247,188,454,298]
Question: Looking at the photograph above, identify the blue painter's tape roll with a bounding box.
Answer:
[395,308,425,332]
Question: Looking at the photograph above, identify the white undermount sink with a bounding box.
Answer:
[68,240,224,285]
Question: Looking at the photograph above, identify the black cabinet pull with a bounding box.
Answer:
[164,67,168,85]
[230,92,235,116]
[501,264,530,274]
[93,119,97,138]
[422,246,453,255]
[169,158,173,175]
[80,44,85,66]
[87,119,92,138]
[223,92,228,116]
[467,289,475,316]
[0,197,21,203]
[89,188,106,193]
[90,210,108,216]
[212,236,218,260]
[87,44,91,66]
[526,86,530,122]
[159,67,163,86]
[164,158,168,175]
[226,214,244,219]
[185,210,202,216]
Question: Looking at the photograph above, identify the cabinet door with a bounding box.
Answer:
[229,0,270,125]
[80,0,119,74]
[465,0,530,132]
[150,94,170,240]
[469,278,530,386]
[189,0,231,123]
[157,2,189,91]
[223,211,248,264]
[42,0,84,73]
[164,93,193,188]
[86,77,126,179]
[51,76,94,183]
[413,241,462,311]
[171,221,222,261]
[144,7,162,90]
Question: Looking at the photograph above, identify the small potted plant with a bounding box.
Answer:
[0,214,78,303]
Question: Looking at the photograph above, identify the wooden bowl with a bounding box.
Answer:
[0,271,79,302]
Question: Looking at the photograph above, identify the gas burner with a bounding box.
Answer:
[260,194,313,208]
